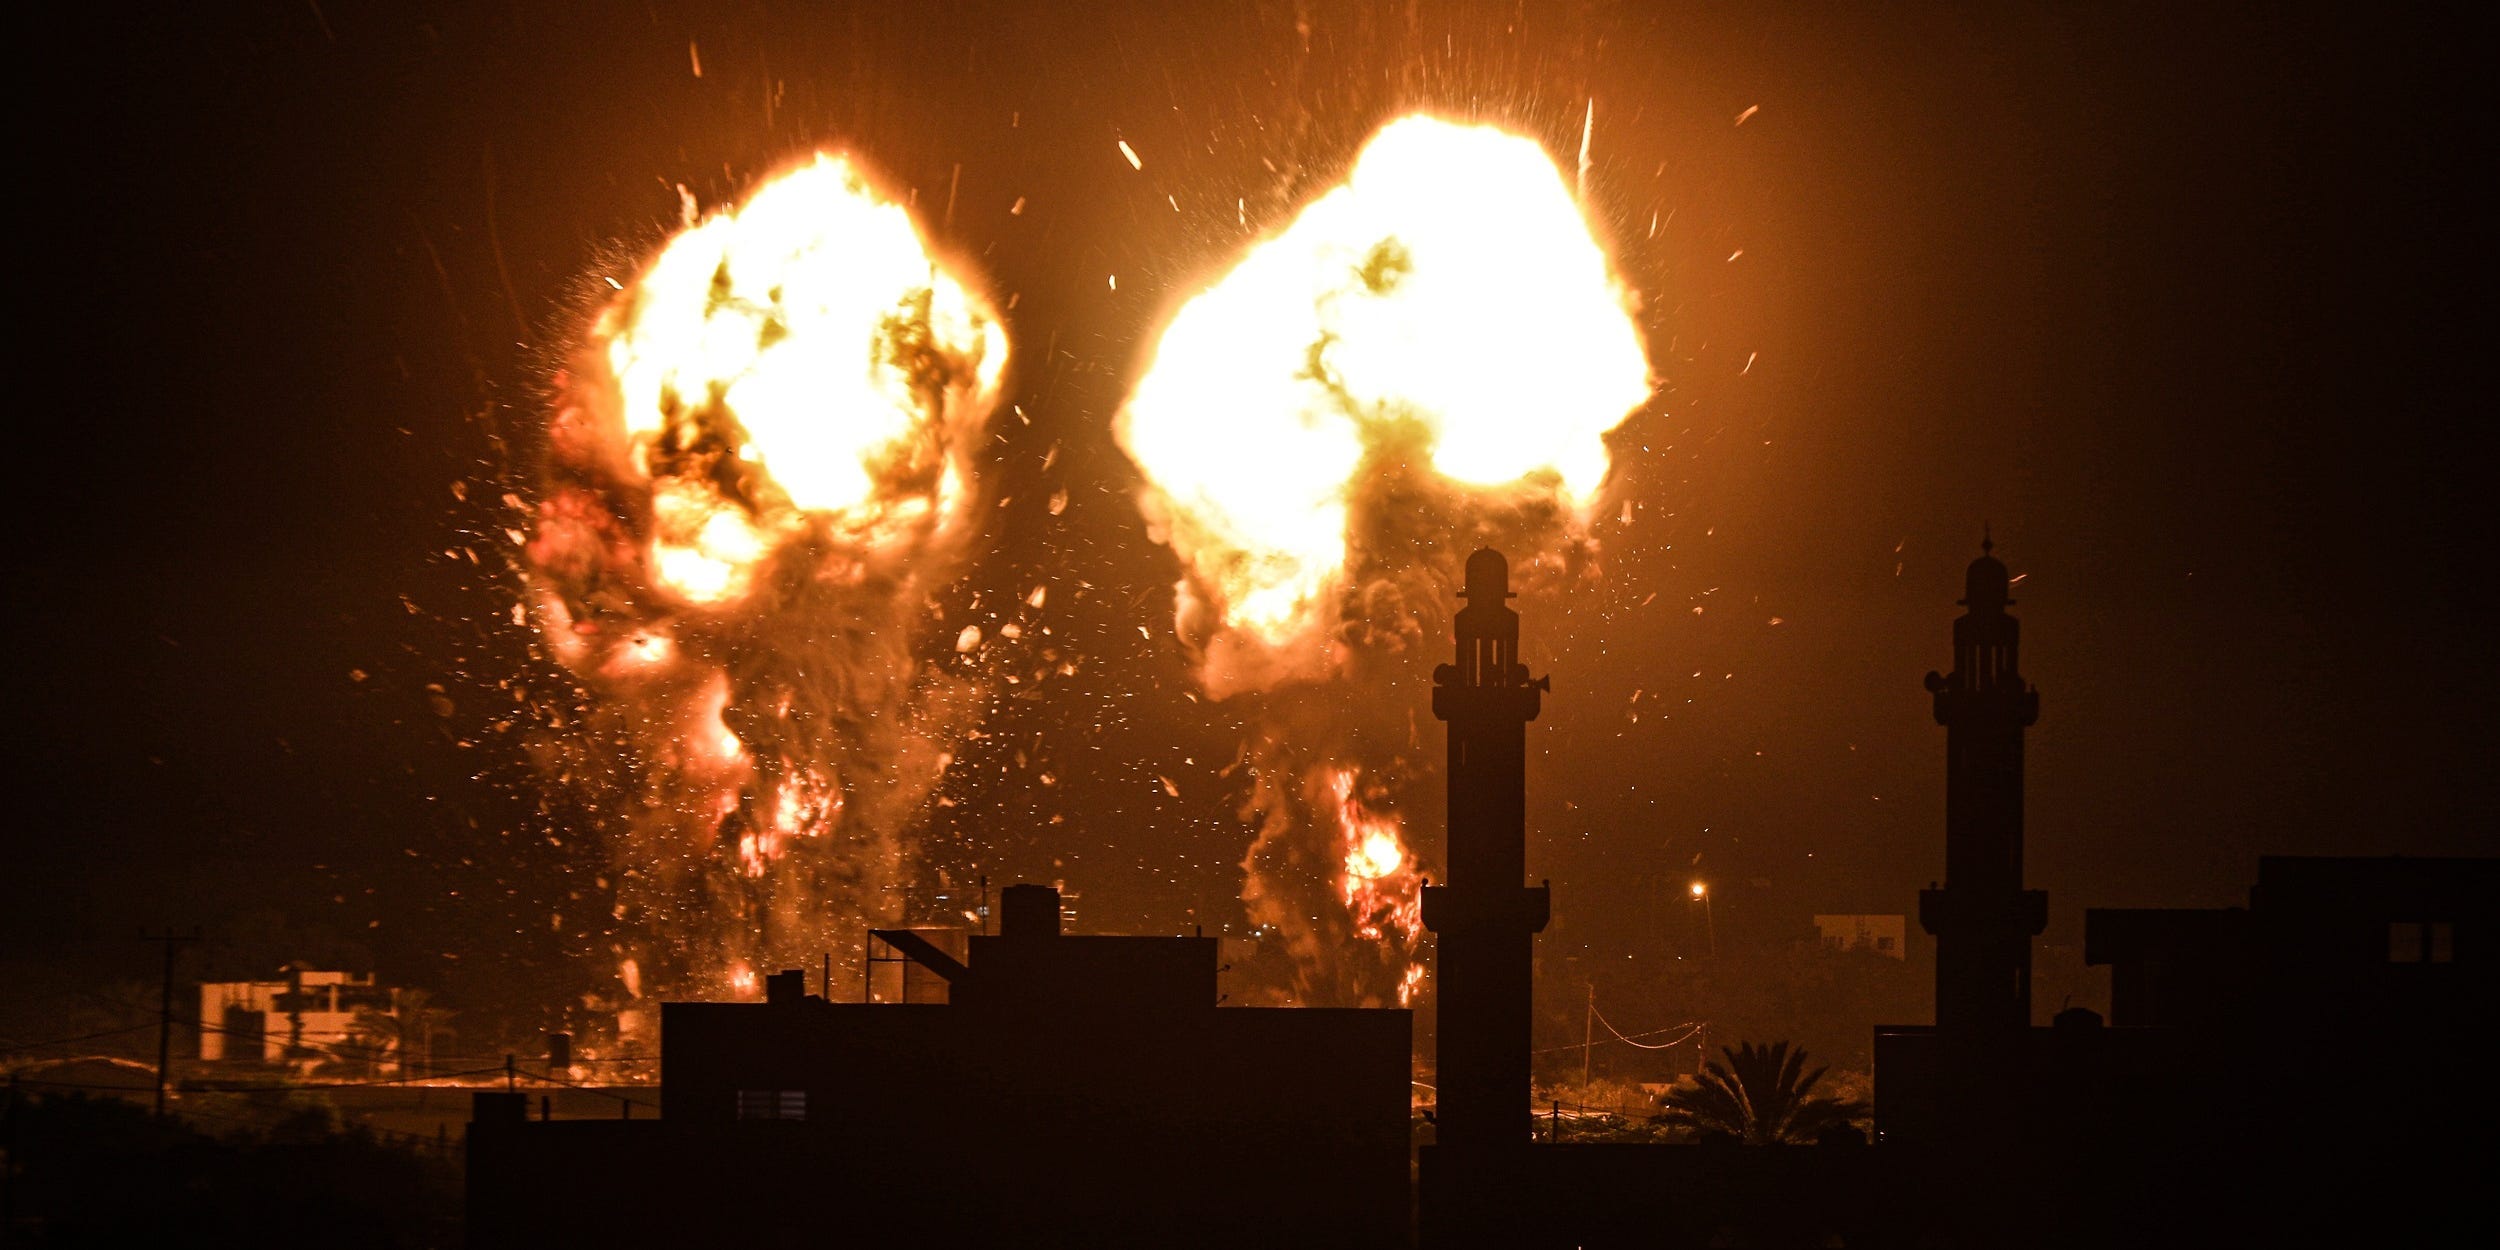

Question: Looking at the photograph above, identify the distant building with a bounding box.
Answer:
[467,883,1409,1249]
[1814,914,1907,958]
[198,968,396,1066]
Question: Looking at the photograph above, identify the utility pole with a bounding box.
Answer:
[1581,982,1595,1092]
[1691,880,1717,1081]
[6,1071,19,1234]
[141,927,200,1118]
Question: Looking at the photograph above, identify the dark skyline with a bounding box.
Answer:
[10,1,2490,1019]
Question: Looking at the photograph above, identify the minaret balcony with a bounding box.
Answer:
[1918,886,2050,937]
[1421,884,1551,935]
[1431,680,1546,723]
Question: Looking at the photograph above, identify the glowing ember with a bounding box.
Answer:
[1119,113,1648,651]
[523,151,1007,1002]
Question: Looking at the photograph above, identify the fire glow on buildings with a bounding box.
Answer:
[196,970,399,1070]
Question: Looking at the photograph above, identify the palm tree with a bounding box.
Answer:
[344,1005,404,1078]
[343,989,455,1078]
[395,990,457,1077]
[1654,1040,1866,1145]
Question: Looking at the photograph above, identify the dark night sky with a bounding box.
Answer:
[9,2,2490,1022]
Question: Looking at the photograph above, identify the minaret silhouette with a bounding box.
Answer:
[1423,549,1551,1150]
[1919,533,2046,1038]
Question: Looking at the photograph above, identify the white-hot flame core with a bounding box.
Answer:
[598,155,1006,603]
[1346,829,1407,882]
[1120,115,1650,645]
[1325,767,1425,1004]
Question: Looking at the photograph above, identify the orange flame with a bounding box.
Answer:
[1327,768,1427,1005]
[524,151,1006,1001]
[1120,115,1650,1003]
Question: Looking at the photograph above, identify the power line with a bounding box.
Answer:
[185,1016,651,1076]
[502,1066,661,1112]
[10,1065,512,1094]
[1590,1002,1705,1051]
[140,927,201,1117]
[0,1022,161,1055]
[1532,1007,1705,1053]
[186,1018,485,1071]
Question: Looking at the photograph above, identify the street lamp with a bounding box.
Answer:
[1684,881,1718,1079]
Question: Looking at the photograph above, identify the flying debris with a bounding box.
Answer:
[523,152,1008,1006]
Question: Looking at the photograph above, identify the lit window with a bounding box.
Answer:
[736,1089,806,1120]
[2429,922,2454,964]
[2388,922,2423,963]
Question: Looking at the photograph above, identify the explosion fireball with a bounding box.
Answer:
[1119,115,1650,1005]
[523,154,1006,1012]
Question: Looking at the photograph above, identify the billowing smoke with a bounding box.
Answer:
[520,154,1007,1012]
[1119,116,1651,1007]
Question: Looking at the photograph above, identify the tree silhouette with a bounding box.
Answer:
[344,989,455,1077]
[345,1004,403,1078]
[1654,1040,1867,1144]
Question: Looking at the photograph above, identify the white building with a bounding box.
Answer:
[1813,914,1908,959]
[199,968,399,1067]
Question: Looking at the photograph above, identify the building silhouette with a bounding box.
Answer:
[2084,852,2496,1152]
[2087,854,2488,1034]
[463,537,2492,1248]
[1871,539,2495,1247]
[466,883,1407,1248]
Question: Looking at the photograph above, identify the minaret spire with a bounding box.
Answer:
[1422,550,1550,1152]
[1418,549,1554,1246]
[1920,534,2044,1039]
